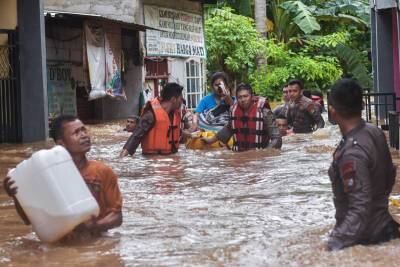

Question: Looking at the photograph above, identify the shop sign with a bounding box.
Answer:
[144,5,206,58]
[47,61,77,118]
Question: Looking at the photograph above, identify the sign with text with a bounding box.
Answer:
[144,5,206,58]
[47,61,77,118]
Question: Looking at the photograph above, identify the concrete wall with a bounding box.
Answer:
[142,0,202,13]
[0,0,17,28]
[0,0,17,44]
[44,0,141,24]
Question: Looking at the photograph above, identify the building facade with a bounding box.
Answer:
[0,0,213,143]
[1,0,47,143]
[371,0,400,110]
[142,0,208,110]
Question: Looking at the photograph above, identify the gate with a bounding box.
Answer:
[0,29,21,143]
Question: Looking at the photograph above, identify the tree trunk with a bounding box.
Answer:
[254,0,267,68]
[254,0,267,37]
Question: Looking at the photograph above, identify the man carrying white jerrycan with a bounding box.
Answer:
[3,115,123,239]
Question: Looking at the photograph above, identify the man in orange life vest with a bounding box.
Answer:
[120,82,188,156]
[201,83,282,151]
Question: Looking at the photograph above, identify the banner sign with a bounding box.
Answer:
[47,61,77,117]
[144,5,206,58]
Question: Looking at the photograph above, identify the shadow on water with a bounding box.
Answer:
[1,119,400,266]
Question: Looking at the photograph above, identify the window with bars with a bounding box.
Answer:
[185,59,205,109]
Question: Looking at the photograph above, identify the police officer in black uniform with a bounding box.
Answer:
[327,78,399,251]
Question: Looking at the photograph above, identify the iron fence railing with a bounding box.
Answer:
[0,29,22,143]
[328,89,400,149]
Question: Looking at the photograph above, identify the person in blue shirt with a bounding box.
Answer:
[194,72,234,131]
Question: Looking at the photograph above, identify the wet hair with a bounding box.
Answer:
[50,114,78,142]
[287,79,304,90]
[312,91,323,98]
[161,82,183,101]
[211,72,228,86]
[128,115,140,122]
[236,83,253,95]
[329,78,363,117]
[303,90,312,99]
[275,114,288,121]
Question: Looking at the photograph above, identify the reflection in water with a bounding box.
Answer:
[1,119,400,266]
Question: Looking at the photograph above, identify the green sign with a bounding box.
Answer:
[47,61,76,118]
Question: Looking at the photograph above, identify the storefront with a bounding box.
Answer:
[143,0,207,109]
[44,13,146,121]
[43,0,146,122]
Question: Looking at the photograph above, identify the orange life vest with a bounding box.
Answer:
[230,97,269,151]
[141,98,181,154]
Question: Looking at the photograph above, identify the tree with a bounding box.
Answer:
[205,8,263,83]
[255,0,267,36]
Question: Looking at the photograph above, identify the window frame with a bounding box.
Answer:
[184,58,205,110]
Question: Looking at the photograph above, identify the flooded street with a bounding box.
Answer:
[1,120,400,266]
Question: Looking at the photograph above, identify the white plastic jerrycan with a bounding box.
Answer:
[8,145,99,243]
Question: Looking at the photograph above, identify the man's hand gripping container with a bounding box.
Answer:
[8,146,100,243]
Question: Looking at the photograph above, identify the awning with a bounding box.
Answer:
[44,10,156,31]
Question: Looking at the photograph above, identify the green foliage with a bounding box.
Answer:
[280,1,321,34]
[335,43,372,88]
[314,0,370,29]
[269,0,300,43]
[303,31,349,51]
[259,38,290,64]
[207,0,253,17]
[238,0,252,17]
[250,66,291,100]
[249,39,343,100]
[204,1,371,100]
[301,32,372,88]
[205,8,263,82]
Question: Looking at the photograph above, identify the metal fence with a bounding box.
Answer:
[328,89,400,149]
[362,91,396,130]
[0,29,22,143]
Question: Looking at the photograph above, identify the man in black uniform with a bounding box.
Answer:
[287,79,324,133]
[327,78,399,251]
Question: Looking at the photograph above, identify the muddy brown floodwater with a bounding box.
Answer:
[1,119,400,266]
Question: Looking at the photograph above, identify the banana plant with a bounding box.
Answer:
[335,43,372,88]
[314,0,370,29]
[280,1,321,34]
